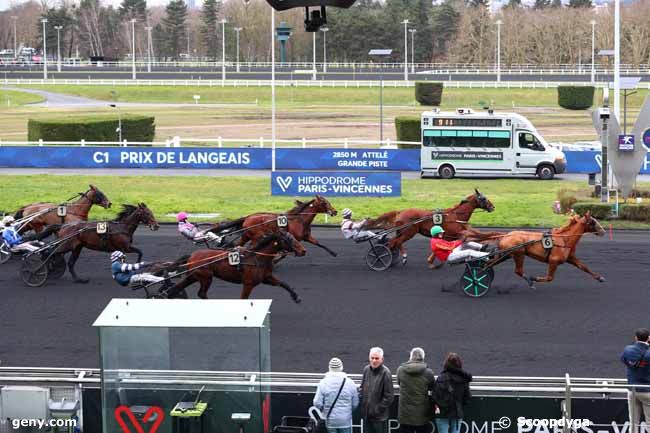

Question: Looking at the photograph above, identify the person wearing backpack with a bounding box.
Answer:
[313,357,359,433]
[621,328,650,433]
[433,353,472,433]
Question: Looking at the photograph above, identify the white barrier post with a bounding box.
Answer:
[302,138,306,148]
[260,137,264,148]
[81,139,85,147]
[172,136,180,148]
[123,139,128,147]
[344,138,349,149]
[218,136,223,148]
[39,139,43,146]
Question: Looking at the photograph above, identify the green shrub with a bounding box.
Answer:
[415,82,443,106]
[573,203,612,220]
[28,114,155,143]
[557,86,595,110]
[619,205,650,222]
[394,116,421,147]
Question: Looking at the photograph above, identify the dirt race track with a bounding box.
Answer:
[0,226,647,378]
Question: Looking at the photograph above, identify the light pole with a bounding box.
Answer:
[320,27,328,73]
[409,28,416,74]
[495,19,502,83]
[590,19,596,84]
[220,18,227,82]
[401,19,409,81]
[130,19,136,80]
[54,25,62,72]
[234,27,242,72]
[369,49,392,146]
[271,9,276,171]
[187,24,191,58]
[614,0,620,120]
[41,18,47,79]
[312,31,316,80]
[11,16,17,59]
[145,26,152,73]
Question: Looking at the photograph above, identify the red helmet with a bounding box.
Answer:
[176,212,188,222]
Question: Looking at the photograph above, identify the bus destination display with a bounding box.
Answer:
[433,118,502,127]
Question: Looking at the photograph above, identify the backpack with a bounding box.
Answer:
[433,377,455,412]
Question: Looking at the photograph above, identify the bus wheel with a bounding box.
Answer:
[438,165,455,180]
[537,164,555,180]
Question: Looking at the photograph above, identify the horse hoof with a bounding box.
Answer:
[597,276,606,283]
[75,278,89,284]
[293,296,302,304]
[528,284,536,290]
[330,252,338,257]
[401,258,408,265]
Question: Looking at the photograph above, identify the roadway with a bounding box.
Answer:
[0,225,645,377]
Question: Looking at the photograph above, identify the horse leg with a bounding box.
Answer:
[167,275,195,299]
[532,262,559,284]
[388,227,414,265]
[125,245,143,262]
[68,244,88,283]
[567,255,606,282]
[197,276,213,299]
[512,253,535,289]
[305,234,337,257]
[263,274,301,304]
[240,283,255,300]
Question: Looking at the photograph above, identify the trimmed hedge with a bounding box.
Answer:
[573,203,612,219]
[395,116,420,147]
[573,202,650,222]
[415,82,443,106]
[28,114,155,143]
[557,86,594,110]
[619,205,650,222]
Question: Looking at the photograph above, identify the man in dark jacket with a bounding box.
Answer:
[360,347,395,433]
[621,328,650,433]
[433,353,472,433]
[397,347,435,433]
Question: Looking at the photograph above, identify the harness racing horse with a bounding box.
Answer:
[14,185,112,233]
[363,189,495,264]
[212,195,338,257]
[55,203,159,283]
[166,231,307,302]
[470,212,606,289]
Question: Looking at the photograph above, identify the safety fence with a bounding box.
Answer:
[0,367,648,433]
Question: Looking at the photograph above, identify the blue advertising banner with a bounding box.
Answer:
[275,148,420,171]
[564,150,650,174]
[271,172,401,196]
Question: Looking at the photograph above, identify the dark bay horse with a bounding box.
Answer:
[167,231,307,302]
[363,189,495,263]
[212,195,338,256]
[469,212,606,289]
[15,185,112,233]
[55,203,159,283]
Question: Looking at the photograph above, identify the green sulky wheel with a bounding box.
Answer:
[459,263,494,298]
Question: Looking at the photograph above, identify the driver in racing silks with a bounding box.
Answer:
[110,251,166,288]
[1,215,46,253]
[176,212,220,243]
[340,208,378,242]
[427,225,488,268]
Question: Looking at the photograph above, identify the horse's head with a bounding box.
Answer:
[473,188,495,213]
[136,203,159,231]
[87,184,112,209]
[313,195,337,217]
[581,211,605,237]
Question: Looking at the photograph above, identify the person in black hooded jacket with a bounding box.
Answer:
[433,353,472,433]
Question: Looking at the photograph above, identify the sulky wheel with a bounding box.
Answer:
[20,254,49,287]
[459,263,494,298]
[47,254,67,279]
[366,244,393,271]
[0,242,11,264]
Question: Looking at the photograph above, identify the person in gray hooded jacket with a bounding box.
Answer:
[313,357,359,433]
[397,347,435,433]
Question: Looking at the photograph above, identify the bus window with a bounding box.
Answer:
[518,132,545,151]
[423,130,510,148]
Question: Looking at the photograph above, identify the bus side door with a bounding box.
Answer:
[515,131,545,174]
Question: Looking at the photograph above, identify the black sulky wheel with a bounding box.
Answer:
[366,244,393,271]
[47,254,67,279]
[20,254,49,287]
[459,262,494,298]
[0,242,11,264]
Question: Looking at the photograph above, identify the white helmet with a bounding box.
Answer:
[1,215,15,226]
[110,251,125,263]
[342,208,352,219]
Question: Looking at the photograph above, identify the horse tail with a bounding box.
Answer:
[169,254,191,272]
[37,224,63,240]
[364,211,399,230]
[209,217,246,234]
[461,228,506,242]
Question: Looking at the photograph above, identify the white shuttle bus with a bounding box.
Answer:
[420,108,566,180]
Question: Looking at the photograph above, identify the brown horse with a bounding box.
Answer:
[212,195,338,256]
[363,189,495,263]
[54,203,159,283]
[166,231,307,302]
[14,185,112,233]
[470,212,606,289]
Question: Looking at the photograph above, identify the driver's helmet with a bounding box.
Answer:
[176,212,188,223]
[1,215,15,227]
[430,226,445,237]
[110,251,125,263]
[342,208,353,219]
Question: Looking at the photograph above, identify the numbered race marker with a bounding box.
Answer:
[542,235,553,249]
[277,215,288,227]
[56,206,67,217]
[96,222,108,234]
[432,213,444,225]
[228,251,241,266]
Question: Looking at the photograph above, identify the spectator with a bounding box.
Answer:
[360,347,395,433]
[397,347,435,433]
[621,328,650,433]
[313,357,359,433]
[433,353,472,433]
